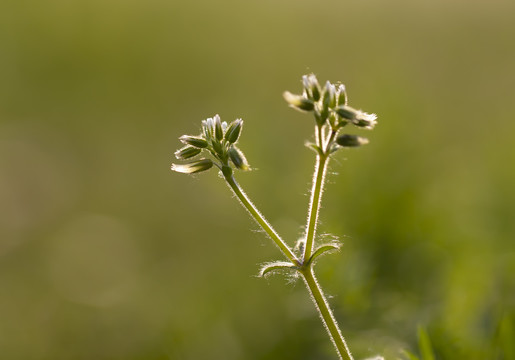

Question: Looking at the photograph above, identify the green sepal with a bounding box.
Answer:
[229,146,250,171]
[303,74,321,101]
[212,139,224,157]
[259,261,298,278]
[323,81,336,109]
[315,106,329,126]
[214,114,224,141]
[225,119,243,144]
[336,84,347,106]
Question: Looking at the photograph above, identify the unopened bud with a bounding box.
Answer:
[335,105,359,121]
[315,109,328,126]
[303,74,321,101]
[175,145,202,160]
[225,119,243,144]
[179,135,209,148]
[323,81,336,109]
[335,105,377,129]
[203,117,216,139]
[353,112,378,130]
[336,84,347,106]
[283,91,314,112]
[214,114,224,141]
[212,139,224,156]
[171,159,213,174]
[229,146,250,171]
[336,134,369,147]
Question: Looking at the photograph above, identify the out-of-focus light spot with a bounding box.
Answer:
[45,214,141,307]
[0,124,78,256]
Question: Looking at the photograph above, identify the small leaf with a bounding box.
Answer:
[305,142,324,156]
[259,261,298,278]
[401,349,420,360]
[418,326,436,360]
[306,243,341,266]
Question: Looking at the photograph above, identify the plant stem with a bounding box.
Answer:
[300,267,353,360]
[303,153,329,261]
[224,173,299,265]
[303,127,337,262]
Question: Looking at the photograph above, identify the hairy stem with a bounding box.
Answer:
[303,127,337,262]
[303,153,329,261]
[224,174,299,265]
[300,267,353,360]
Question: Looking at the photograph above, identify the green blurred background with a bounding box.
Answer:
[1,0,514,359]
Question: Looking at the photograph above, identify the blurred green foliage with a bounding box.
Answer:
[1,0,514,359]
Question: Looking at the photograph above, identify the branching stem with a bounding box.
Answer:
[225,164,353,360]
[224,173,300,265]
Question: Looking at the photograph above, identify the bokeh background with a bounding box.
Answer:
[1,0,514,359]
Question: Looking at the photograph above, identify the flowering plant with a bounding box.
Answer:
[171,74,378,360]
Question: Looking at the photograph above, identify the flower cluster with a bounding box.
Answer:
[171,114,249,175]
[283,74,377,149]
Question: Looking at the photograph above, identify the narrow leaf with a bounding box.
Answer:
[418,326,435,360]
[401,349,420,360]
[307,243,341,266]
[259,261,298,278]
[305,142,324,156]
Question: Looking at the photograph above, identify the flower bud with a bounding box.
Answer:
[229,146,250,171]
[335,134,369,147]
[283,91,314,112]
[214,114,224,141]
[175,145,202,160]
[203,117,216,139]
[314,109,328,126]
[353,112,377,130]
[303,74,321,101]
[335,105,359,121]
[171,159,213,174]
[336,84,347,106]
[179,135,209,148]
[225,119,243,144]
[323,81,336,109]
[335,105,377,129]
[211,138,224,156]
